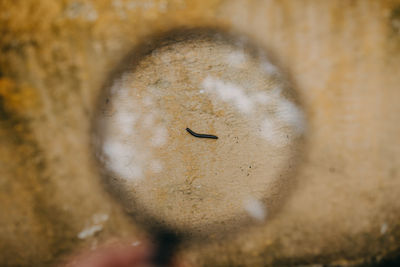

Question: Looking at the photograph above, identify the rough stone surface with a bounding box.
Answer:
[1,0,400,266]
[95,31,305,238]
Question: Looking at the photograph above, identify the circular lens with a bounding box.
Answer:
[94,30,306,237]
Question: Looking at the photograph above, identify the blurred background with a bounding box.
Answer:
[1,0,400,266]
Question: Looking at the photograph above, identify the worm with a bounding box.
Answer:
[186,128,218,139]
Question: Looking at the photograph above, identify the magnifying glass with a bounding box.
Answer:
[92,28,306,265]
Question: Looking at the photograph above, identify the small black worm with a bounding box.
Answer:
[186,128,218,139]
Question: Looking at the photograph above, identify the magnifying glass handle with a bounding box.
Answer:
[151,230,181,266]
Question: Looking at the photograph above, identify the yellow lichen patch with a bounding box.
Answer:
[0,77,40,116]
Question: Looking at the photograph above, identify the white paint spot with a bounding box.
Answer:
[78,225,103,239]
[102,139,129,161]
[260,116,288,147]
[110,80,123,95]
[77,213,110,239]
[125,164,143,181]
[114,85,130,98]
[114,111,137,135]
[226,51,247,66]
[260,61,278,75]
[251,91,273,105]
[102,139,142,181]
[271,85,283,96]
[202,76,305,146]
[243,198,267,221]
[275,99,306,135]
[202,76,254,113]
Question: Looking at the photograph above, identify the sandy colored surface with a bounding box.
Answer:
[1,0,400,266]
[95,32,304,236]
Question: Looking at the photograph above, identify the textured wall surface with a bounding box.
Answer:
[1,0,400,266]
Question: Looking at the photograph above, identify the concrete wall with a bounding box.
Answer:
[1,0,400,266]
